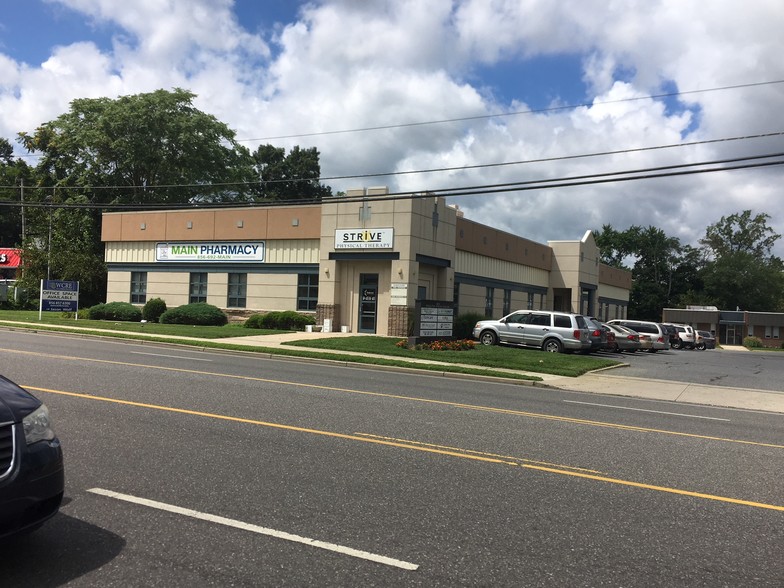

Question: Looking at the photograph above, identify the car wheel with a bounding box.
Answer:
[479,330,498,346]
[671,340,682,349]
[695,342,705,351]
[543,339,563,353]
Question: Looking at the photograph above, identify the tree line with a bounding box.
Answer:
[595,211,784,319]
[2,88,783,314]
[0,88,332,305]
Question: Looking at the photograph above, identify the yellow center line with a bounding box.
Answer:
[5,346,782,449]
[27,385,784,513]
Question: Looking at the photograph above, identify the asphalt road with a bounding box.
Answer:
[1,330,782,587]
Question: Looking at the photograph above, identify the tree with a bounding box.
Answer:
[18,88,256,206]
[0,137,33,247]
[15,89,263,303]
[699,210,784,311]
[252,144,332,201]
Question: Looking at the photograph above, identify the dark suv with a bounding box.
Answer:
[0,375,64,540]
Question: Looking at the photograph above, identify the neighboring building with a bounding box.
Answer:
[663,306,784,347]
[0,248,22,280]
[101,188,632,336]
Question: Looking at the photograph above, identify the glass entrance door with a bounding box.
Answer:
[358,273,378,333]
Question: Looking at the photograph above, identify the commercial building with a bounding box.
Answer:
[663,307,784,347]
[101,188,632,336]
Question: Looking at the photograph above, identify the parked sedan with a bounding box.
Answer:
[0,374,64,540]
[604,322,642,353]
[695,330,716,350]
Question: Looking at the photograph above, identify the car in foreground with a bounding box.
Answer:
[695,330,716,350]
[0,374,64,540]
[473,310,592,353]
[604,322,642,353]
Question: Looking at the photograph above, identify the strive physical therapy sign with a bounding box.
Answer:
[334,228,394,249]
[156,242,265,262]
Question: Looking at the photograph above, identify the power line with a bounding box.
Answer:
[3,130,783,192]
[237,79,784,141]
[2,152,782,211]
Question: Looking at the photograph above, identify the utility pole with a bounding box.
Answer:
[20,177,25,242]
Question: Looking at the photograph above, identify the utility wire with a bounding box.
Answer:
[3,130,783,192]
[3,152,782,211]
[238,79,784,141]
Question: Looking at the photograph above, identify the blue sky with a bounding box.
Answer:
[1,0,782,255]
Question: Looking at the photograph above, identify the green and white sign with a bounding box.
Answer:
[156,242,265,262]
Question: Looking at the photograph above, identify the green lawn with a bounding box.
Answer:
[284,336,620,377]
[0,310,282,339]
[0,310,622,379]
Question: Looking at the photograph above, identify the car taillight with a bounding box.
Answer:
[591,329,601,336]
[573,330,581,339]
[627,335,636,341]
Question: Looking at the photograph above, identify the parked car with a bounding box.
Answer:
[585,317,609,352]
[660,323,680,348]
[473,310,593,353]
[606,320,670,352]
[695,330,716,350]
[604,322,642,353]
[0,374,64,540]
[670,324,696,349]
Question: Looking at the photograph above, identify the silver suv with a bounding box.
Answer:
[473,310,592,353]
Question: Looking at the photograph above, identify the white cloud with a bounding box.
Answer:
[2,0,783,256]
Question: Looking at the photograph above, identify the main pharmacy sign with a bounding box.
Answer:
[156,242,265,262]
[334,228,394,249]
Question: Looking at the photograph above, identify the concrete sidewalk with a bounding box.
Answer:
[3,321,783,414]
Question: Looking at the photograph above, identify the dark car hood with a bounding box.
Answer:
[0,375,41,423]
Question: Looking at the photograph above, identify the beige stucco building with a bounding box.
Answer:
[101,188,631,336]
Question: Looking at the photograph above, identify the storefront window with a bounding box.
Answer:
[297,274,318,311]
[131,272,147,304]
[485,287,494,318]
[227,273,247,308]
[189,273,208,303]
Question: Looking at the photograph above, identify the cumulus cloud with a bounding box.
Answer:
[2,0,783,255]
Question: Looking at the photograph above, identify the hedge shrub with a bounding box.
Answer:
[453,312,486,339]
[743,336,763,348]
[159,303,228,326]
[142,298,167,323]
[244,311,316,330]
[87,302,143,322]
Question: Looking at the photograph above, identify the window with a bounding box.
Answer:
[484,287,494,318]
[130,272,147,304]
[227,273,247,308]
[297,273,319,311]
[189,272,208,303]
[503,289,512,315]
[527,291,534,310]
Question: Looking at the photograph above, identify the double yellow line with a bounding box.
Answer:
[28,384,784,513]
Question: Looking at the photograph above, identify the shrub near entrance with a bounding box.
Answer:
[159,303,228,326]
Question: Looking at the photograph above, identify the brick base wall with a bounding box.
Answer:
[388,305,410,338]
[316,304,339,328]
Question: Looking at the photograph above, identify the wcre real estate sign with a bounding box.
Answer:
[39,279,79,318]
